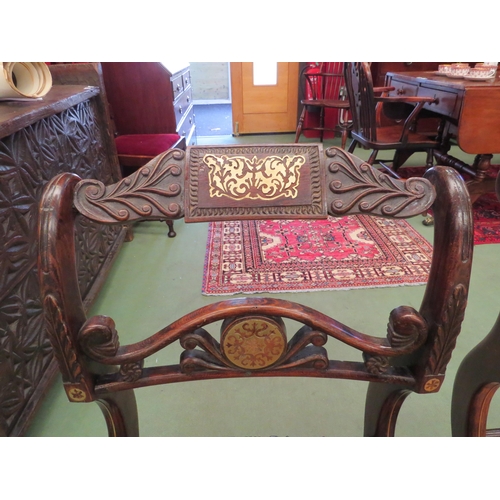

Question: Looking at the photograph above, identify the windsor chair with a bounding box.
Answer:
[295,63,351,149]
[344,62,442,176]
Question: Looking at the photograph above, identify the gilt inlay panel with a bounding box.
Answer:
[186,144,327,221]
[204,153,305,201]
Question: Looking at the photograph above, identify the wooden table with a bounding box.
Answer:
[385,70,500,201]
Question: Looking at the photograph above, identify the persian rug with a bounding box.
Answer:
[399,166,500,245]
[202,215,433,295]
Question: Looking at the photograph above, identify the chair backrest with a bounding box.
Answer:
[101,62,177,136]
[38,144,474,436]
[303,62,346,101]
[344,62,378,142]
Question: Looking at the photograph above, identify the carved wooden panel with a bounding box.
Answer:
[0,97,123,436]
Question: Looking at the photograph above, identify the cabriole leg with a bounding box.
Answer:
[364,382,412,437]
[96,390,139,437]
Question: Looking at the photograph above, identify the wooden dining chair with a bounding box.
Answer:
[344,62,442,176]
[38,143,473,437]
[451,172,500,437]
[294,63,351,149]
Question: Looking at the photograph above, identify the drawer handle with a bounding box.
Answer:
[397,88,405,95]
[176,84,181,91]
[179,106,183,114]
[187,96,190,102]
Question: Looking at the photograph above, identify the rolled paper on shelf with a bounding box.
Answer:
[0,62,52,98]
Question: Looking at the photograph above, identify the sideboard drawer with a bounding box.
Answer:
[171,74,184,100]
[174,87,193,125]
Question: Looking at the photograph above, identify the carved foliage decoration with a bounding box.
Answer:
[43,294,83,384]
[426,284,468,376]
[386,306,428,350]
[78,315,120,361]
[179,316,329,374]
[325,147,435,218]
[1,99,122,434]
[74,149,185,224]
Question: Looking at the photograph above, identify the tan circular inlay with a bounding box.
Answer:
[424,378,441,392]
[221,316,287,370]
[67,387,87,402]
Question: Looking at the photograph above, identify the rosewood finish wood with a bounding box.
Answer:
[38,144,474,436]
[451,171,500,437]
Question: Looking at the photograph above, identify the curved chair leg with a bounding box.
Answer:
[425,149,434,168]
[294,108,306,143]
[364,382,412,437]
[96,390,139,437]
[347,139,358,154]
[340,126,348,150]
[367,149,378,165]
[392,150,413,171]
[452,380,500,437]
[166,220,176,238]
[452,311,500,436]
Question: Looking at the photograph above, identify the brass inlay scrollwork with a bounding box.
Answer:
[204,154,305,201]
[221,316,287,369]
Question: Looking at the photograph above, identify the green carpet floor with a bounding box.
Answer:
[26,134,500,437]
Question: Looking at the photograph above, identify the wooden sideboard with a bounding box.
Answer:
[101,62,197,149]
[0,63,126,436]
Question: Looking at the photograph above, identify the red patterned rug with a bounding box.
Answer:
[202,215,433,295]
[399,166,500,245]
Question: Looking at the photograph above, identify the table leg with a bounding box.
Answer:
[467,154,496,204]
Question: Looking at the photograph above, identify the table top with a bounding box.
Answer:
[0,85,99,139]
[387,70,500,90]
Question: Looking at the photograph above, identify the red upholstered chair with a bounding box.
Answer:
[114,134,184,170]
[101,62,187,237]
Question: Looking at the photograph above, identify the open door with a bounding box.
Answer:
[230,62,299,134]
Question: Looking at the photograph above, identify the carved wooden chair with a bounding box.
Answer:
[294,63,351,149]
[38,143,473,436]
[451,172,500,437]
[344,62,442,176]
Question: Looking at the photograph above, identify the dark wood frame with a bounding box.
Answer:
[38,144,473,436]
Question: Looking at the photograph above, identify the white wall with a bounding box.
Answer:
[189,62,231,103]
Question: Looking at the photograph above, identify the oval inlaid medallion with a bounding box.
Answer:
[221,316,287,370]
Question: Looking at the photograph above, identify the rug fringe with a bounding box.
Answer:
[202,281,428,296]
